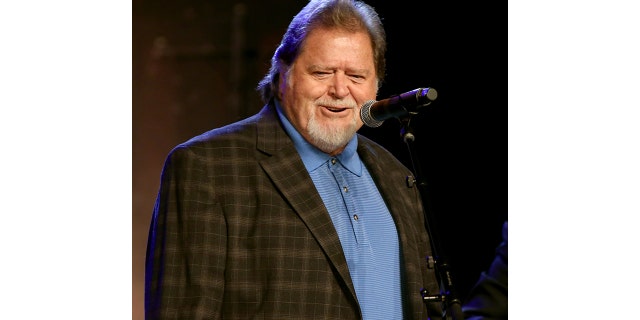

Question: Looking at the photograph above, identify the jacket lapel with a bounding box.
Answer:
[358,137,430,317]
[357,138,420,258]
[254,104,359,302]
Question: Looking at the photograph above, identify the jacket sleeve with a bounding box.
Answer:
[461,221,508,320]
[145,145,226,319]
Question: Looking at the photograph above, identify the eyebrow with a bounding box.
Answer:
[308,64,371,75]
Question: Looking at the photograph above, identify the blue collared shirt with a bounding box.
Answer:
[275,101,404,319]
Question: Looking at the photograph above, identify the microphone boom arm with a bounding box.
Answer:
[402,114,464,320]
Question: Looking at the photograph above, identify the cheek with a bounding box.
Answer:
[359,85,379,104]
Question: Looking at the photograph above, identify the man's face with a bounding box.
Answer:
[278,26,378,156]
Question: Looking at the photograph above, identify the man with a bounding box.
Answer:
[145,0,442,319]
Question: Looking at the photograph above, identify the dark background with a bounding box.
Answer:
[363,0,508,305]
[133,0,507,318]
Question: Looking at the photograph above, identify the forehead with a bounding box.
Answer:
[297,27,374,67]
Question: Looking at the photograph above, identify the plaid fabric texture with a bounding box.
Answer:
[145,103,442,319]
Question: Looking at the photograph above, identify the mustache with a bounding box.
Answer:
[315,98,359,109]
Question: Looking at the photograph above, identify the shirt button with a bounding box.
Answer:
[353,214,359,221]
[331,158,337,165]
[343,186,348,192]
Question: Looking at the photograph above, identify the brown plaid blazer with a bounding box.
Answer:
[145,103,442,319]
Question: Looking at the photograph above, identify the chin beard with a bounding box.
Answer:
[306,112,358,154]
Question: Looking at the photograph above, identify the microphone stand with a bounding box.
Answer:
[398,115,464,320]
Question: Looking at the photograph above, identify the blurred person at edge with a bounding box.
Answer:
[462,221,508,320]
[145,0,443,319]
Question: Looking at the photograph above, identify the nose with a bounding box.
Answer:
[329,73,350,99]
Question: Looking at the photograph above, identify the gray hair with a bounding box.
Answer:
[256,0,386,103]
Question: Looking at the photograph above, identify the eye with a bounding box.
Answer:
[312,71,332,79]
[349,74,366,82]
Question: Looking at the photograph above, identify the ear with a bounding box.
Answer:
[276,62,292,100]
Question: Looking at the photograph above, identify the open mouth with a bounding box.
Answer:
[325,106,348,113]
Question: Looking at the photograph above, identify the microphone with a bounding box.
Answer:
[360,87,438,127]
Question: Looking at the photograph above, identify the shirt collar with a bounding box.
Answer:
[275,99,362,176]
